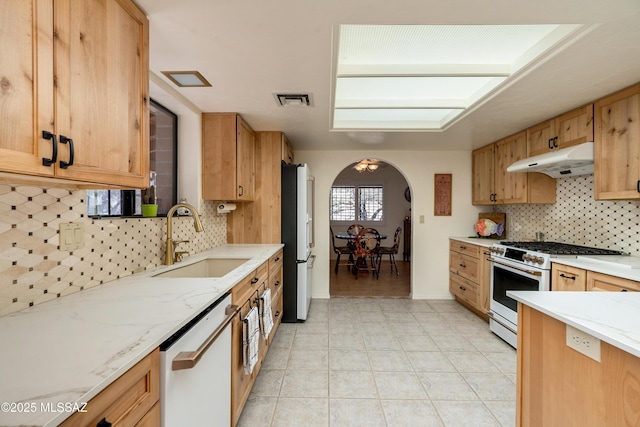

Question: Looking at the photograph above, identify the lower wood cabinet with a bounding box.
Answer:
[517,305,640,426]
[60,349,159,427]
[231,249,284,426]
[449,240,490,318]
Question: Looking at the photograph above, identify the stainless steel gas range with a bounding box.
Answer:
[488,241,624,348]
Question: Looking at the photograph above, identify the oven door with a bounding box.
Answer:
[490,260,548,327]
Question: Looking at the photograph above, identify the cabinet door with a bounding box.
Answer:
[0,0,55,177]
[236,116,255,200]
[495,132,528,204]
[54,0,149,188]
[594,83,640,200]
[527,119,555,156]
[555,104,594,150]
[472,143,495,205]
[551,264,586,291]
[478,248,492,314]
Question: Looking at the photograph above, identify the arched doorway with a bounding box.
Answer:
[329,159,412,297]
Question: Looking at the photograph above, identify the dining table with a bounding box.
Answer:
[335,232,388,240]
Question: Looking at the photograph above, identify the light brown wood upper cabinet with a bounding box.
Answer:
[594,83,640,200]
[0,0,150,189]
[472,131,555,205]
[202,113,255,201]
[527,104,594,156]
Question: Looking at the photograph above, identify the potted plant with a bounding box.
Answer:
[141,185,158,217]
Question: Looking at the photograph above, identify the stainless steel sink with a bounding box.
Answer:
[153,258,250,278]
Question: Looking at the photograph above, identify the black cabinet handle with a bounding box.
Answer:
[559,273,576,280]
[459,286,466,291]
[42,131,57,166]
[275,280,280,287]
[59,135,74,169]
[274,310,281,317]
[553,136,559,148]
[548,137,553,149]
[238,185,244,197]
[97,418,112,427]
[637,180,640,193]
[251,277,259,285]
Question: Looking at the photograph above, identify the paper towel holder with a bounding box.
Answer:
[217,203,237,214]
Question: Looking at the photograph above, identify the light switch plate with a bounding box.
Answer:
[59,222,85,251]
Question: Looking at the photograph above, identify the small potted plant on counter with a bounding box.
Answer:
[141,185,158,217]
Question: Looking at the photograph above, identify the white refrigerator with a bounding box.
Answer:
[281,163,315,322]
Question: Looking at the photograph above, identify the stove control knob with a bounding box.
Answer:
[523,254,532,262]
[534,257,544,264]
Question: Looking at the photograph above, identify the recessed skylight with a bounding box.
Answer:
[332,24,582,131]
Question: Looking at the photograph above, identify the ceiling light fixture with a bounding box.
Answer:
[354,159,379,173]
[161,71,212,87]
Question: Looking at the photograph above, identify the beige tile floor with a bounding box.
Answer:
[237,298,517,427]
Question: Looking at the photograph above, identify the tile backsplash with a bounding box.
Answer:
[0,184,226,316]
[499,175,640,255]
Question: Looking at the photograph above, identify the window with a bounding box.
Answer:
[87,100,177,217]
[330,185,384,222]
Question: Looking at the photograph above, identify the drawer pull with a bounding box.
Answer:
[251,277,259,285]
[41,131,58,166]
[59,135,74,169]
[275,257,280,262]
[559,273,576,280]
[459,245,467,249]
[459,263,466,268]
[274,310,281,317]
[97,419,112,427]
[459,286,466,291]
[275,280,281,287]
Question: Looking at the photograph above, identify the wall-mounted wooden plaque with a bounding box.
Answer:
[434,174,452,216]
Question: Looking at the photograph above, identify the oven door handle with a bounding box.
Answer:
[487,311,517,334]
[491,259,543,277]
[172,304,240,371]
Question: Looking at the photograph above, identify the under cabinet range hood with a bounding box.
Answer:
[506,141,594,178]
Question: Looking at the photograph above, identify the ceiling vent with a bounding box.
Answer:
[274,93,313,107]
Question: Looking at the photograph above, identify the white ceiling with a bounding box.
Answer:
[136,0,640,152]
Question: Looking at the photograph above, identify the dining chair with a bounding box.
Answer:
[330,226,354,274]
[354,227,381,279]
[377,226,402,276]
[346,223,364,236]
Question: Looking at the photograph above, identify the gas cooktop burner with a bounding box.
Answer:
[498,241,624,256]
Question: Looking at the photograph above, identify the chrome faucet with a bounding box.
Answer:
[165,203,204,265]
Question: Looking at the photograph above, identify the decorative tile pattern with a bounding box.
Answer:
[0,184,226,316]
[498,175,640,254]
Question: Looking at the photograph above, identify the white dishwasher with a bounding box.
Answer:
[160,292,235,427]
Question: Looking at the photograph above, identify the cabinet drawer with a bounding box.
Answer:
[60,349,159,427]
[269,249,283,273]
[450,274,479,306]
[269,266,283,300]
[551,263,587,291]
[450,240,480,258]
[587,271,640,292]
[232,261,269,304]
[449,251,480,282]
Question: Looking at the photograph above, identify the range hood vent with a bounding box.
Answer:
[506,141,594,178]
[274,93,313,107]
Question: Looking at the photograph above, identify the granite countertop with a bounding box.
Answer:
[550,255,640,282]
[0,244,283,427]
[449,236,498,248]
[509,291,640,359]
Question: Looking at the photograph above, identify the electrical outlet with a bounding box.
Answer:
[566,324,601,362]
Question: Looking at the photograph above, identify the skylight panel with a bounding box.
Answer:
[332,24,583,131]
